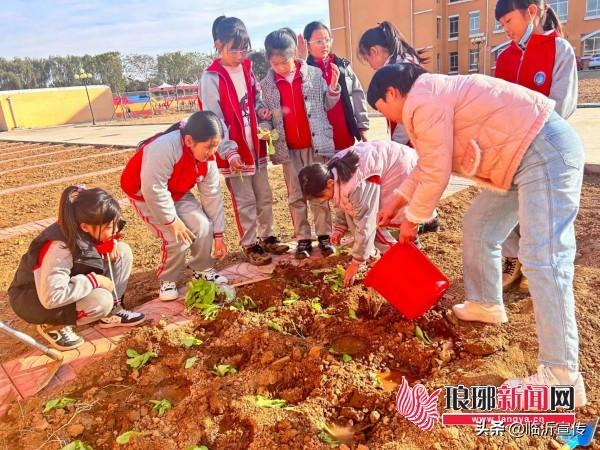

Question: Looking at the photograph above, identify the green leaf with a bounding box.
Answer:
[126,349,157,370]
[317,422,339,447]
[342,353,352,363]
[184,357,198,369]
[320,313,333,319]
[116,431,149,445]
[415,325,432,346]
[253,395,288,408]
[43,397,76,413]
[231,295,257,311]
[264,306,276,313]
[328,347,336,354]
[267,320,283,333]
[212,364,237,377]
[186,446,209,450]
[60,440,93,450]
[181,335,203,348]
[348,308,357,320]
[310,298,323,313]
[282,289,299,306]
[150,399,172,416]
[369,371,382,387]
[323,265,345,292]
[184,279,224,320]
[125,348,139,357]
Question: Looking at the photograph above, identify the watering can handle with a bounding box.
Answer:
[0,321,63,362]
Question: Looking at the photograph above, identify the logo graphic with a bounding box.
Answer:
[395,377,442,431]
[534,71,546,86]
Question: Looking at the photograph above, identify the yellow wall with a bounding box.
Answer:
[0,85,114,131]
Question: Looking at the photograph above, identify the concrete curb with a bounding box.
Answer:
[577,103,600,108]
[584,163,600,175]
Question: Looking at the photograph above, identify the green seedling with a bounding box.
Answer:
[310,298,323,313]
[328,347,336,354]
[116,431,150,445]
[342,353,353,363]
[369,371,382,388]
[150,399,173,416]
[126,349,157,370]
[253,395,288,408]
[414,325,433,346]
[181,335,203,348]
[263,306,276,313]
[324,265,345,292]
[43,397,76,413]
[60,440,92,450]
[186,446,209,450]
[320,313,333,319]
[231,295,257,311]
[257,127,279,155]
[317,422,339,447]
[282,289,300,306]
[267,320,284,333]
[212,364,237,377]
[184,357,198,369]
[348,308,358,320]
[184,278,225,320]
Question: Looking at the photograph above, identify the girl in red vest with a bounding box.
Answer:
[302,21,369,151]
[495,0,577,292]
[121,111,228,302]
[201,16,289,267]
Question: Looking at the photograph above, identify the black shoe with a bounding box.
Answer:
[418,214,440,234]
[295,239,313,260]
[36,324,84,351]
[260,236,290,255]
[99,308,146,328]
[244,243,273,266]
[317,235,335,257]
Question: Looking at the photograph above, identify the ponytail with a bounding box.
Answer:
[137,111,224,148]
[543,5,563,35]
[58,186,122,253]
[358,21,429,65]
[298,150,360,198]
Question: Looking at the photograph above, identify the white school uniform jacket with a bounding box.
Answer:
[332,140,418,261]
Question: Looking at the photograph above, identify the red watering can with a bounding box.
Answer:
[364,242,449,320]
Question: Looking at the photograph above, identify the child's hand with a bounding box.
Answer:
[398,220,418,245]
[377,196,407,226]
[95,274,114,292]
[167,218,196,245]
[297,34,308,60]
[331,230,344,246]
[257,108,272,121]
[344,259,361,287]
[330,63,340,90]
[229,155,244,173]
[212,238,227,260]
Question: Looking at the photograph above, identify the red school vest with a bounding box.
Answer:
[120,130,209,202]
[494,32,558,97]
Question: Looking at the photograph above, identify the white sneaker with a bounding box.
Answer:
[159,281,180,301]
[193,268,228,285]
[452,301,508,324]
[504,365,587,408]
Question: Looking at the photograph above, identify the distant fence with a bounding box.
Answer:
[112,88,201,119]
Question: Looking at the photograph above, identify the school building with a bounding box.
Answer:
[328,0,600,87]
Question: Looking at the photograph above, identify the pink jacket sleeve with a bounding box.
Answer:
[396,104,454,223]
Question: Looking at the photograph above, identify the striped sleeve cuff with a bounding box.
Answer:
[164,217,176,226]
[213,232,224,239]
[334,225,348,234]
[86,273,99,289]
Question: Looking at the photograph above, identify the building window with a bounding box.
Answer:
[469,49,480,71]
[583,35,600,56]
[449,52,459,72]
[492,42,510,66]
[436,17,441,39]
[587,0,600,17]
[449,16,459,39]
[436,52,441,72]
[548,0,568,21]
[494,19,503,33]
[469,11,480,36]
[449,0,461,2]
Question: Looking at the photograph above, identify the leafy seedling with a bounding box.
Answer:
[231,295,257,311]
[263,306,276,313]
[186,446,209,450]
[150,399,173,416]
[317,422,340,447]
[324,265,345,292]
[267,320,284,333]
[184,278,224,320]
[342,353,353,363]
[116,431,150,445]
[369,371,382,388]
[181,335,203,348]
[414,325,433,346]
[320,313,333,319]
[212,364,237,377]
[253,395,288,408]
[60,440,92,450]
[282,289,300,306]
[310,298,323,313]
[43,397,76,413]
[348,308,358,320]
[185,357,198,369]
[257,127,279,155]
[126,349,157,370]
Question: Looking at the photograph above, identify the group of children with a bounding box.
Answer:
[7,0,587,408]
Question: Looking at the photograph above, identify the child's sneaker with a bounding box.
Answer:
[159,281,180,301]
[452,301,508,324]
[260,236,290,255]
[243,244,272,266]
[418,214,441,234]
[36,324,83,351]
[295,239,313,260]
[317,235,334,257]
[503,365,587,408]
[519,274,529,293]
[502,257,522,290]
[99,308,146,328]
[193,268,229,285]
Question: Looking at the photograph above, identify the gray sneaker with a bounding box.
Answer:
[36,324,84,351]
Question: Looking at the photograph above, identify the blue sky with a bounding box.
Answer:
[0,0,330,58]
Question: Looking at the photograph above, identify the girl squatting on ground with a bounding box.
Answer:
[201,16,289,267]
[369,63,586,406]
[121,111,228,302]
[494,0,578,292]
[8,187,145,351]
[298,141,418,286]
[259,28,340,260]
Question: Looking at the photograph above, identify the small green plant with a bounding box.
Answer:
[282,289,300,306]
[348,308,358,320]
[414,325,433,346]
[184,357,198,369]
[369,371,382,387]
[116,431,150,445]
[60,440,92,450]
[263,306,276,313]
[186,446,209,450]
[43,397,76,413]
[253,395,288,408]
[309,298,323,313]
[267,320,284,333]
[150,399,173,416]
[212,364,237,377]
[342,353,353,363]
[184,278,224,320]
[317,422,339,447]
[320,313,333,319]
[324,265,345,292]
[181,335,203,348]
[231,295,257,311]
[126,349,157,370]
